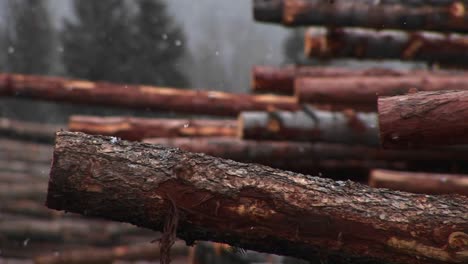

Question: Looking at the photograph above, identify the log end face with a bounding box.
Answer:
[253,0,283,23]
[304,28,328,58]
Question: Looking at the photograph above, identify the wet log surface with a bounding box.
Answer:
[47,132,468,264]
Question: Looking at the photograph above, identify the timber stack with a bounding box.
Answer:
[1,0,468,263]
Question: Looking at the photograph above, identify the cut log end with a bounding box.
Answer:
[304,29,328,58]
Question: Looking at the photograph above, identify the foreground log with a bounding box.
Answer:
[254,0,468,32]
[252,65,446,95]
[0,74,299,116]
[296,75,468,108]
[369,169,468,196]
[379,90,468,148]
[238,109,379,146]
[305,28,468,66]
[47,132,468,264]
[0,118,61,143]
[34,241,188,264]
[69,116,237,141]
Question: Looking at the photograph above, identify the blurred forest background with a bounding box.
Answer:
[0,0,307,122]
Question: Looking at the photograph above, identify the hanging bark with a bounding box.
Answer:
[47,132,468,264]
[0,118,61,144]
[369,169,468,196]
[0,74,299,116]
[254,0,468,32]
[238,109,379,146]
[305,28,468,66]
[379,90,468,148]
[252,65,442,95]
[34,241,189,264]
[296,75,468,108]
[69,115,237,141]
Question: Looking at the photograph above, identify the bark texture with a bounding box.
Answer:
[305,28,468,66]
[69,115,237,141]
[296,75,468,108]
[370,169,468,196]
[255,0,468,32]
[379,90,468,148]
[0,74,299,116]
[47,132,468,264]
[238,109,379,146]
[0,118,61,143]
[252,65,445,95]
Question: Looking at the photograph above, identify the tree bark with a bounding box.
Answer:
[69,115,237,141]
[378,90,468,148]
[305,28,468,66]
[369,169,468,196]
[238,109,379,146]
[47,132,468,264]
[34,241,188,264]
[254,0,468,33]
[0,74,299,116]
[296,75,468,108]
[0,118,61,144]
[252,65,445,95]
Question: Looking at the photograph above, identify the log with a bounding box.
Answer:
[369,169,468,196]
[305,28,468,66]
[296,75,468,109]
[254,0,468,32]
[252,65,449,95]
[378,90,468,148]
[69,115,237,141]
[34,241,189,264]
[0,118,62,143]
[238,109,379,146]
[47,132,468,264]
[0,74,299,116]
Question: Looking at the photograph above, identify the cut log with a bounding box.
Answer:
[238,109,379,146]
[296,75,468,109]
[69,115,237,141]
[34,241,188,264]
[0,74,299,116]
[252,65,449,95]
[254,0,468,32]
[305,28,468,66]
[0,118,61,143]
[369,169,468,196]
[378,90,468,148]
[47,132,468,264]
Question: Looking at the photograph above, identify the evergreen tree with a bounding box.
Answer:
[5,0,55,74]
[131,0,189,87]
[62,0,135,82]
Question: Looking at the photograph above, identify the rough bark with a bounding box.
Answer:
[0,74,299,116]
[47,132,468,264]
[238,109,379,146]
[296,75,468,108]
[305,28,468,66]
[255,0,468,33]
[252,65,448,95]
[34,241,188,264]
[369,169,468,196]
[378,90,468,148]
[0,118,61,143]
[69,115,237,141]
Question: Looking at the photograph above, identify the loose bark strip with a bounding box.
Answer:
[252,65,447,95]
[34,241,188,264]
[47,132,468,264]
[296,75,468,108]
[0,118,62,144]
[69,115,237,141]
[254,0,468,32]
[238,109,379,146]
[369,169,468,196]
[379,90,468,148]
[305,28,468,66]
[0,74,299,116]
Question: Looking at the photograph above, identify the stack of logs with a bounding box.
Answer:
[1,0,468,263]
